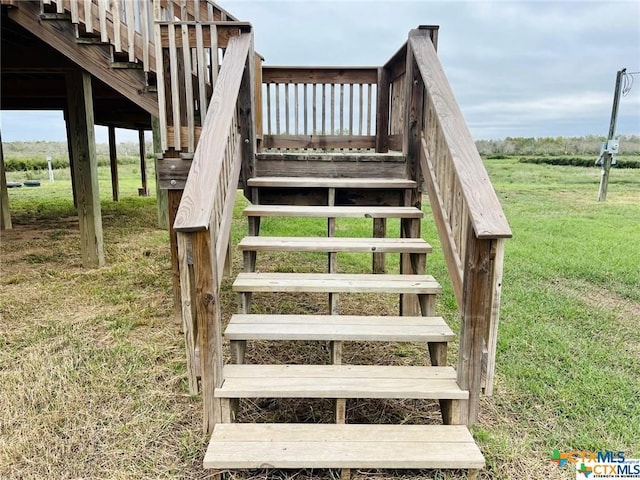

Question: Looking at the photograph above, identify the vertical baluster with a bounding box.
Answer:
[367,83,373,136]
[140,0,150,71]
[195,19,207,125]
[84,0,92,33]
[349,84,353,136]
[153,4,167,151]
[266,84,272,135]
[322,84,326,135]
[339,84,344,135]
[70,0,79,23]
[98,0,108,42]
[303,84,308,135]
[284,83,289,135]
[294,84,299,135]
[168,24,181,149]
[312,84,317,135]
[275,84,280,135]
[330,84,335,135]
[359,83,364,136]
[124,0,135,62]
[181,24,195,152]
[112,0,121,52]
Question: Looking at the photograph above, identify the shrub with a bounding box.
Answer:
[517,156,640,169]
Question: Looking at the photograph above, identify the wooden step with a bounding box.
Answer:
[204,423,485,469]
[216,365,467,399]
[238,236,432,254]
[232,272,442,294]
[247,176,416,189]
[243,205,423,219]
[225,314,454,342]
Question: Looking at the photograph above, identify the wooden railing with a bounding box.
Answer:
[260,66,378,150]
[172,31,255,434]
[154,19,251,153]
[389,28,511,424]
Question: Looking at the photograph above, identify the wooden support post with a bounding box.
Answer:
[400,29,426,316]
[177,233,199,394]
[108,126,119,202]
[169,189,183,326]
[0,136,12,230]
[138,129,148,196]
[598,68,625,202]
[152,117,169,229]
[375,66,390,153]
[66,70,105,268]
[457,229,494,426]
[254,53,263,150]
[238,34,257,198]
[63,109,78,209]
[192,229,224,434]
[372,218,386,273]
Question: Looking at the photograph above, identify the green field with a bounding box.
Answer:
[1,158,639,479]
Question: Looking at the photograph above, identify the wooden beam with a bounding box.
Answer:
[262,67,378,85]
[0,135,12,230]
[108,126,119,201]
[457,229,493,425]
[66,71,105,268]
[192,229,224,434]
[138,129,148,196]
[152,117,169,229]
[168,189,183,326]
[375,67,390,153]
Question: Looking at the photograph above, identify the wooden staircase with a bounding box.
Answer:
[199,165,485,478]
[7,3,511,476]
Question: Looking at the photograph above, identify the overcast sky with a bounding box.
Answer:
[1,0,638,143]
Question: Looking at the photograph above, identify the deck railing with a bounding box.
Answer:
[394,28,512,424]
[171,31,255,433]
[260,66,379,150]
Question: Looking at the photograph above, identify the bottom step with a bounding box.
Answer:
[204,423,485,470]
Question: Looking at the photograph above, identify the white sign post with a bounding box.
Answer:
[47,156,54,183]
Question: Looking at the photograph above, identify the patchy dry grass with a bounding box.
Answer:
[1,159,639,479]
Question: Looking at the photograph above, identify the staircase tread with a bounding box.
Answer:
[225,314,454,341]
[243,205,423,218]
[233,272,442,294]
[216,365,467,399]
[204,423,485,469]
[238,236,432,253]
[247,176,416,188]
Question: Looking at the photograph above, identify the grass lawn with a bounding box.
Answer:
[0,159,638,479]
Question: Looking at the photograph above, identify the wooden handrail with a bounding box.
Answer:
[409,35,511,239]
[173,33,252,232]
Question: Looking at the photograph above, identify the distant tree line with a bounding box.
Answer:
[475,135,640,156]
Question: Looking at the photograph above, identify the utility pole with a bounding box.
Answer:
[597,68,625,202]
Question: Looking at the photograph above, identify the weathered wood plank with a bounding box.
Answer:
[483,238,505,396]
[65,70,104,268]
[233,272,441,295]
[0,137,12,230]
[205,424,484,470]
[243,205,423,219]
[225,314,453,342]
[376,66,390,152]
[457,228,493,426]
[247,177,415,188]
[177,233,199,394]
[262,67,378,85]
[158,21,251,48]
[238,236,430,253]
[261,134,375,150]
[216,365,466,399]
